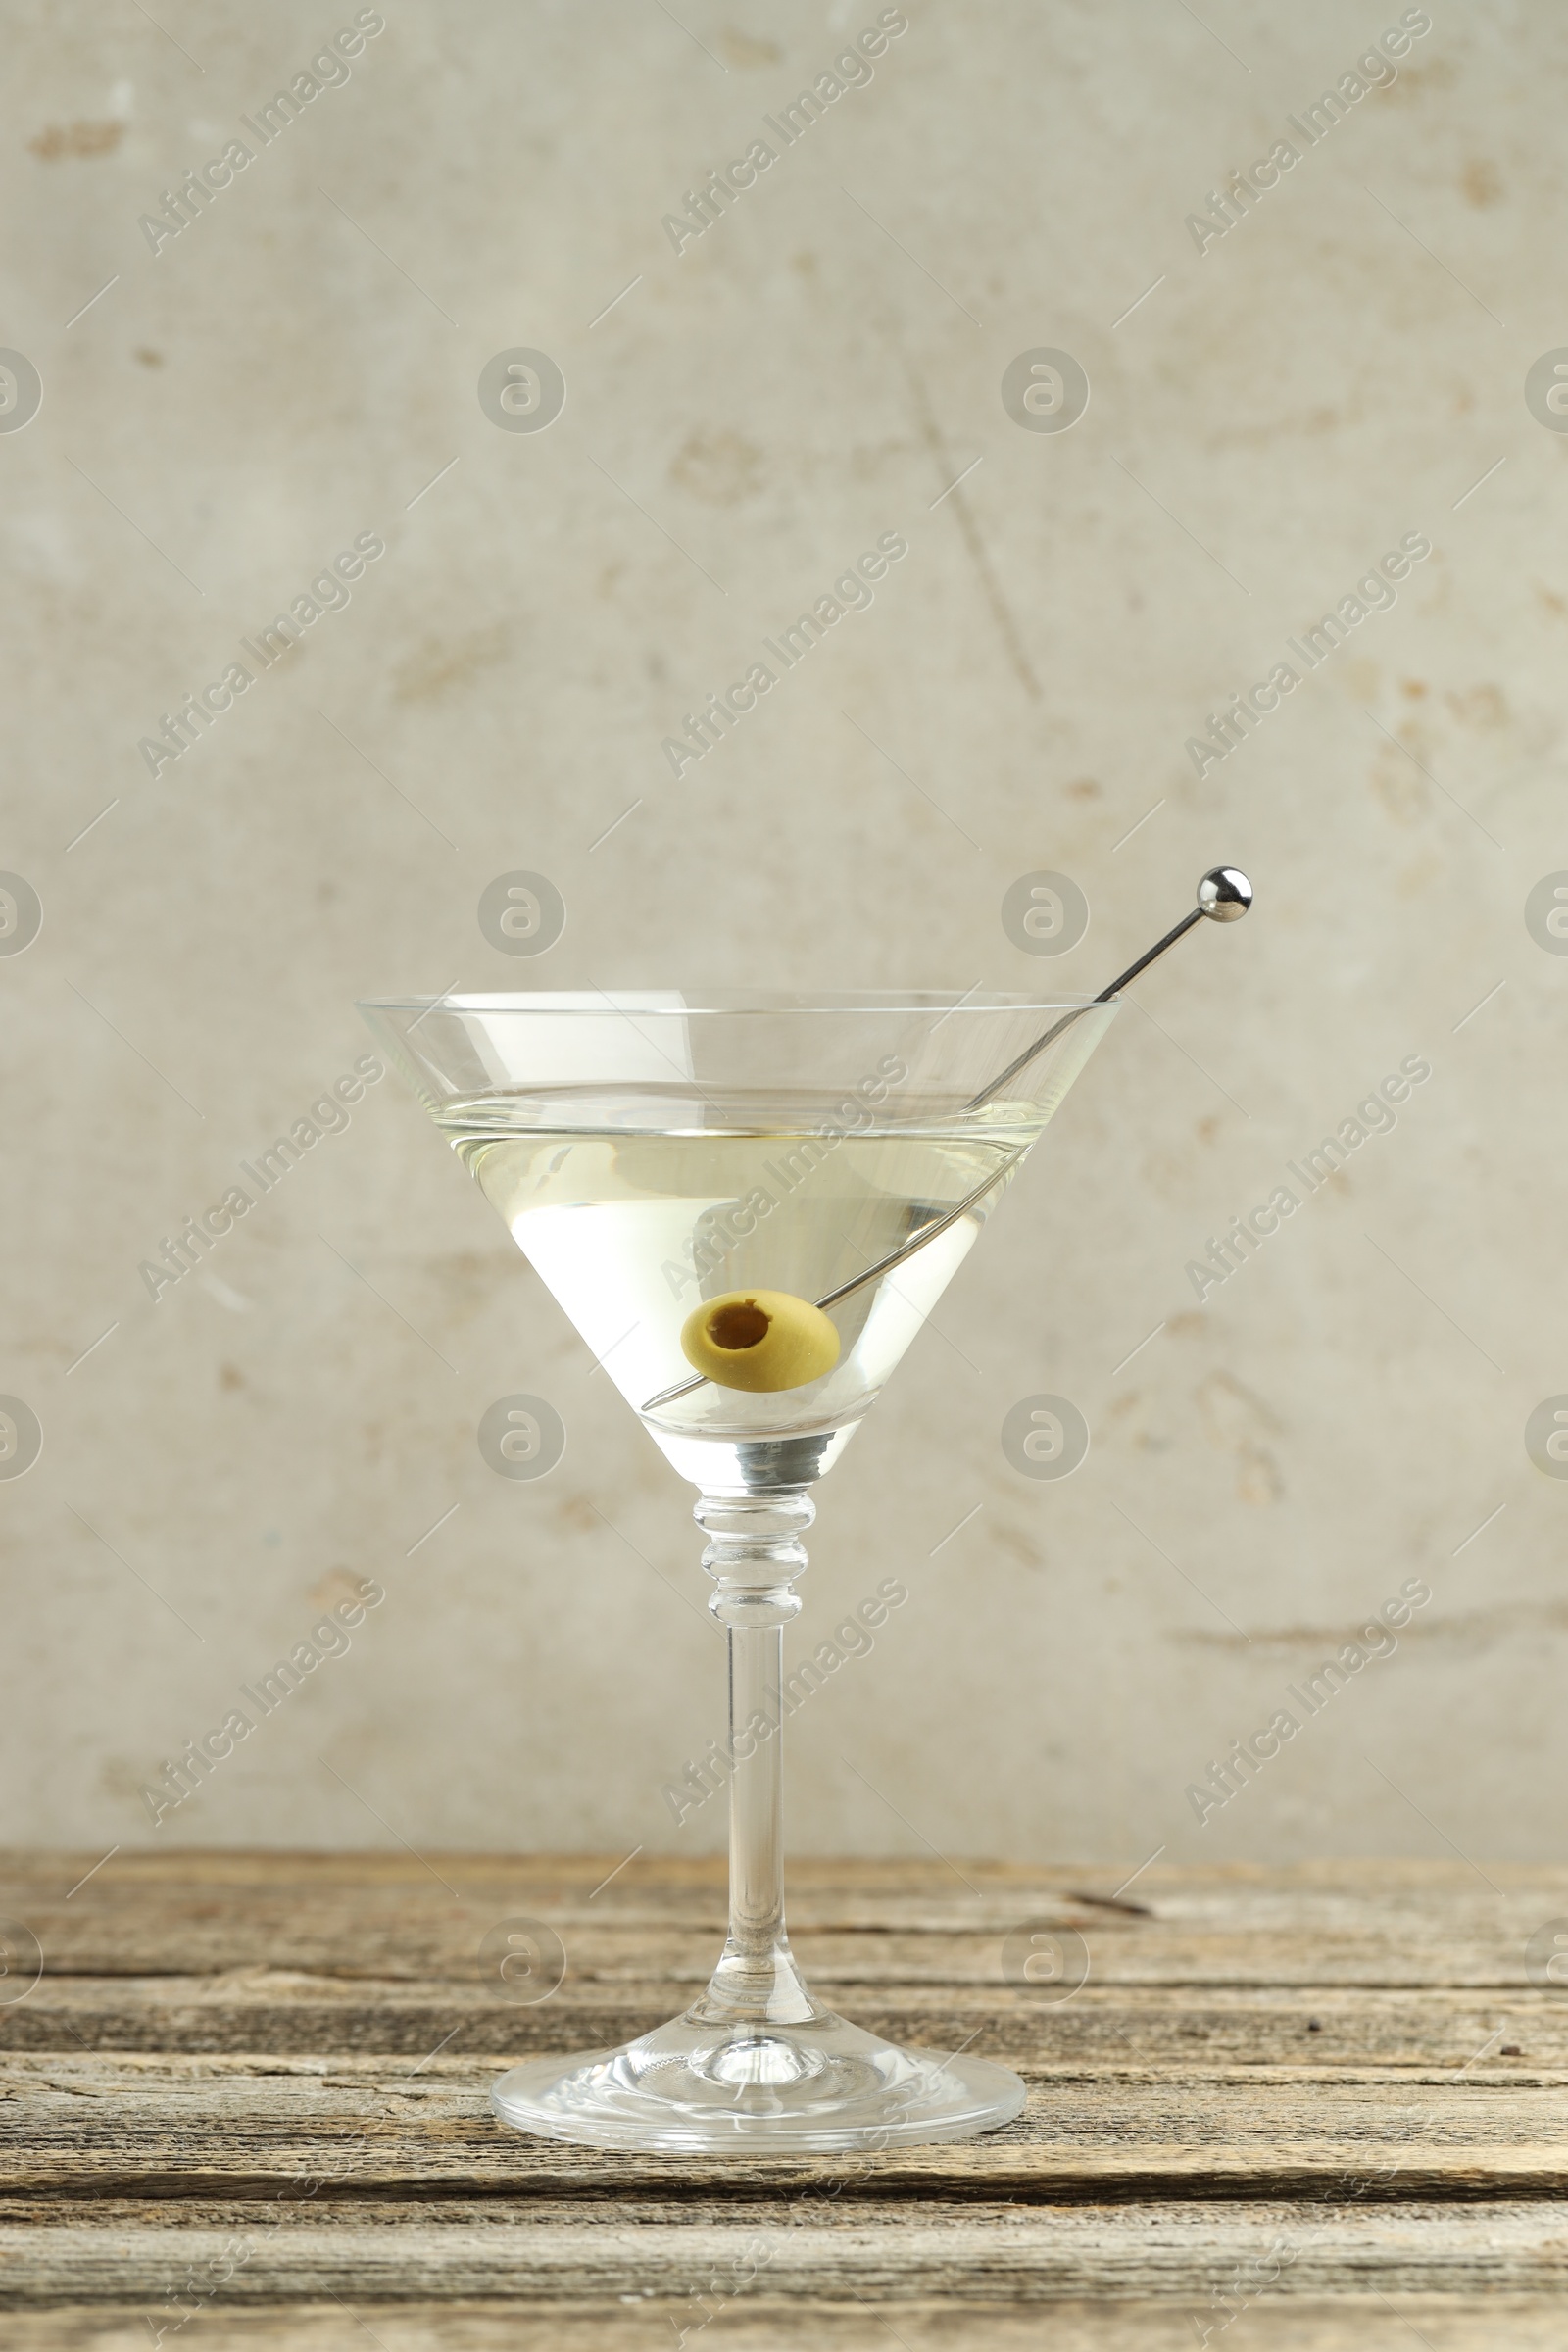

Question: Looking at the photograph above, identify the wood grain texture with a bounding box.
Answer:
[2,2053,1566,2198]
[7,1980,1563,2066]
[5,1851,1565,1982]
[1,2200,1566,2300]
[7,2300,1568,2351]
[0,1850,1564,2342]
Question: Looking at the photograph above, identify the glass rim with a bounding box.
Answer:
[357,990,1116,1017]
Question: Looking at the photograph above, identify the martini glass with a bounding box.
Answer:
[360,989,1116,2151]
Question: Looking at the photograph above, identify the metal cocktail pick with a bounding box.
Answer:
[963,863,1252,1111]
[643,867,1252,1415]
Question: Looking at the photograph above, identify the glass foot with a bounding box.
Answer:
[491,2005,1025,2153]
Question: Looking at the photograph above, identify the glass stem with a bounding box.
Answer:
[692,1489,822,2027]
[728,1617,785,1967]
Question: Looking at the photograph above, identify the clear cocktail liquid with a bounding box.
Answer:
[438,1085,1043,1486]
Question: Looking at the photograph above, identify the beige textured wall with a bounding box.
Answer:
[3,0,1562,1874]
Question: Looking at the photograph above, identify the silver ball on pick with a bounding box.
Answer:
[962,862,1255,1117]
[1198,866,1252,922]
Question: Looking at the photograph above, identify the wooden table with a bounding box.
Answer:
[0,1851,1564,2346]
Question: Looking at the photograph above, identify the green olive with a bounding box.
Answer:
[679,1289,841,1394]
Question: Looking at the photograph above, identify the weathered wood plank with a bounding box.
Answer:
[3,1853,1564,1986]
[2,1980,1560,2069]
[0,2202,1565,2304]
[1,2054,1565,2199]
[7,2298,1568,2349]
